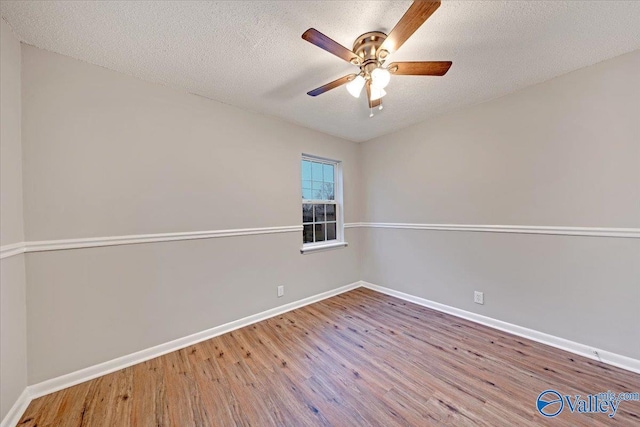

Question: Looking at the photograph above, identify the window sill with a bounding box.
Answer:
[300,241,348,254]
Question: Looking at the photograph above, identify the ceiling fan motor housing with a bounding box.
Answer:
[352,31,388,74]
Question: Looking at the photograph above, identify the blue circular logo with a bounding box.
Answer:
[537,390,564,417]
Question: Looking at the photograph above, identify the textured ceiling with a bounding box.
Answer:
[2,1,640,142]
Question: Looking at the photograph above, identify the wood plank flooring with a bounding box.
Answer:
[18,288,640,426]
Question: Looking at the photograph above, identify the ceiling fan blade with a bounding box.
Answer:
[302,28,362,65]
[388,61,452,76]
[379,1,441,54]
[307,74,357,97]
[366,81,382,109]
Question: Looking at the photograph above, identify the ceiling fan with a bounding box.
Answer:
[302,0,451,117]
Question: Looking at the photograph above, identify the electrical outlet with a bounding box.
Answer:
[474,291,484,305]
[277,285,284,298]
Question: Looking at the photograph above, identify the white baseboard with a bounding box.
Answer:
[0,389,30,427]
[26,281,360,400]
[1,281,360,427]
[361,281,640,375]
[5,279,638,427]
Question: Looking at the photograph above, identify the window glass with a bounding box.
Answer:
[314,204,325,222]
[325,204,336,221]
[323,183,334,200]
[323,164,334,183]
[303,224,314,244]
[314,223,326,242]
[302,188,313,200]
[302,204,313,223]
[302,161,312,181]
[327,223,337,241]
[312,162,323,182]
[301,157,341,245]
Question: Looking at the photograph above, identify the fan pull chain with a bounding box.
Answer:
[379,100,383,110]
[369,107,374,118]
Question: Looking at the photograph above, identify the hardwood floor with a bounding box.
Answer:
[18,288,640,426]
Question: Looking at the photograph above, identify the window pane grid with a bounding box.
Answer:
[302,157,340,245]
[301,159,335,201]
[302,202,338,244]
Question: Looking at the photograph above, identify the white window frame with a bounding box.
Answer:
[300,154,347,254]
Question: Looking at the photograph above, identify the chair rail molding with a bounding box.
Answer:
[0,225,302,259]
[0,241,26,259]
[2,222,638,260]
[345,222,640,238]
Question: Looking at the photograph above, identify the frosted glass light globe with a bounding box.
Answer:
[346,75,366,98]
[370,86,387,101]
[371,67,391,89]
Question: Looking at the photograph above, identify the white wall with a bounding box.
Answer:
[0,18,28,420]
[8,38,640,394]
[361,50,640,359]
[21,45,362,384]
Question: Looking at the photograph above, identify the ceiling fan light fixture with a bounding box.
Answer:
[346,75,366,98]
[371,67,391,89]
[370,86,386,101]
[302,0,451,116]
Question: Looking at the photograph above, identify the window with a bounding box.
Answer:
[301,155,347,253]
